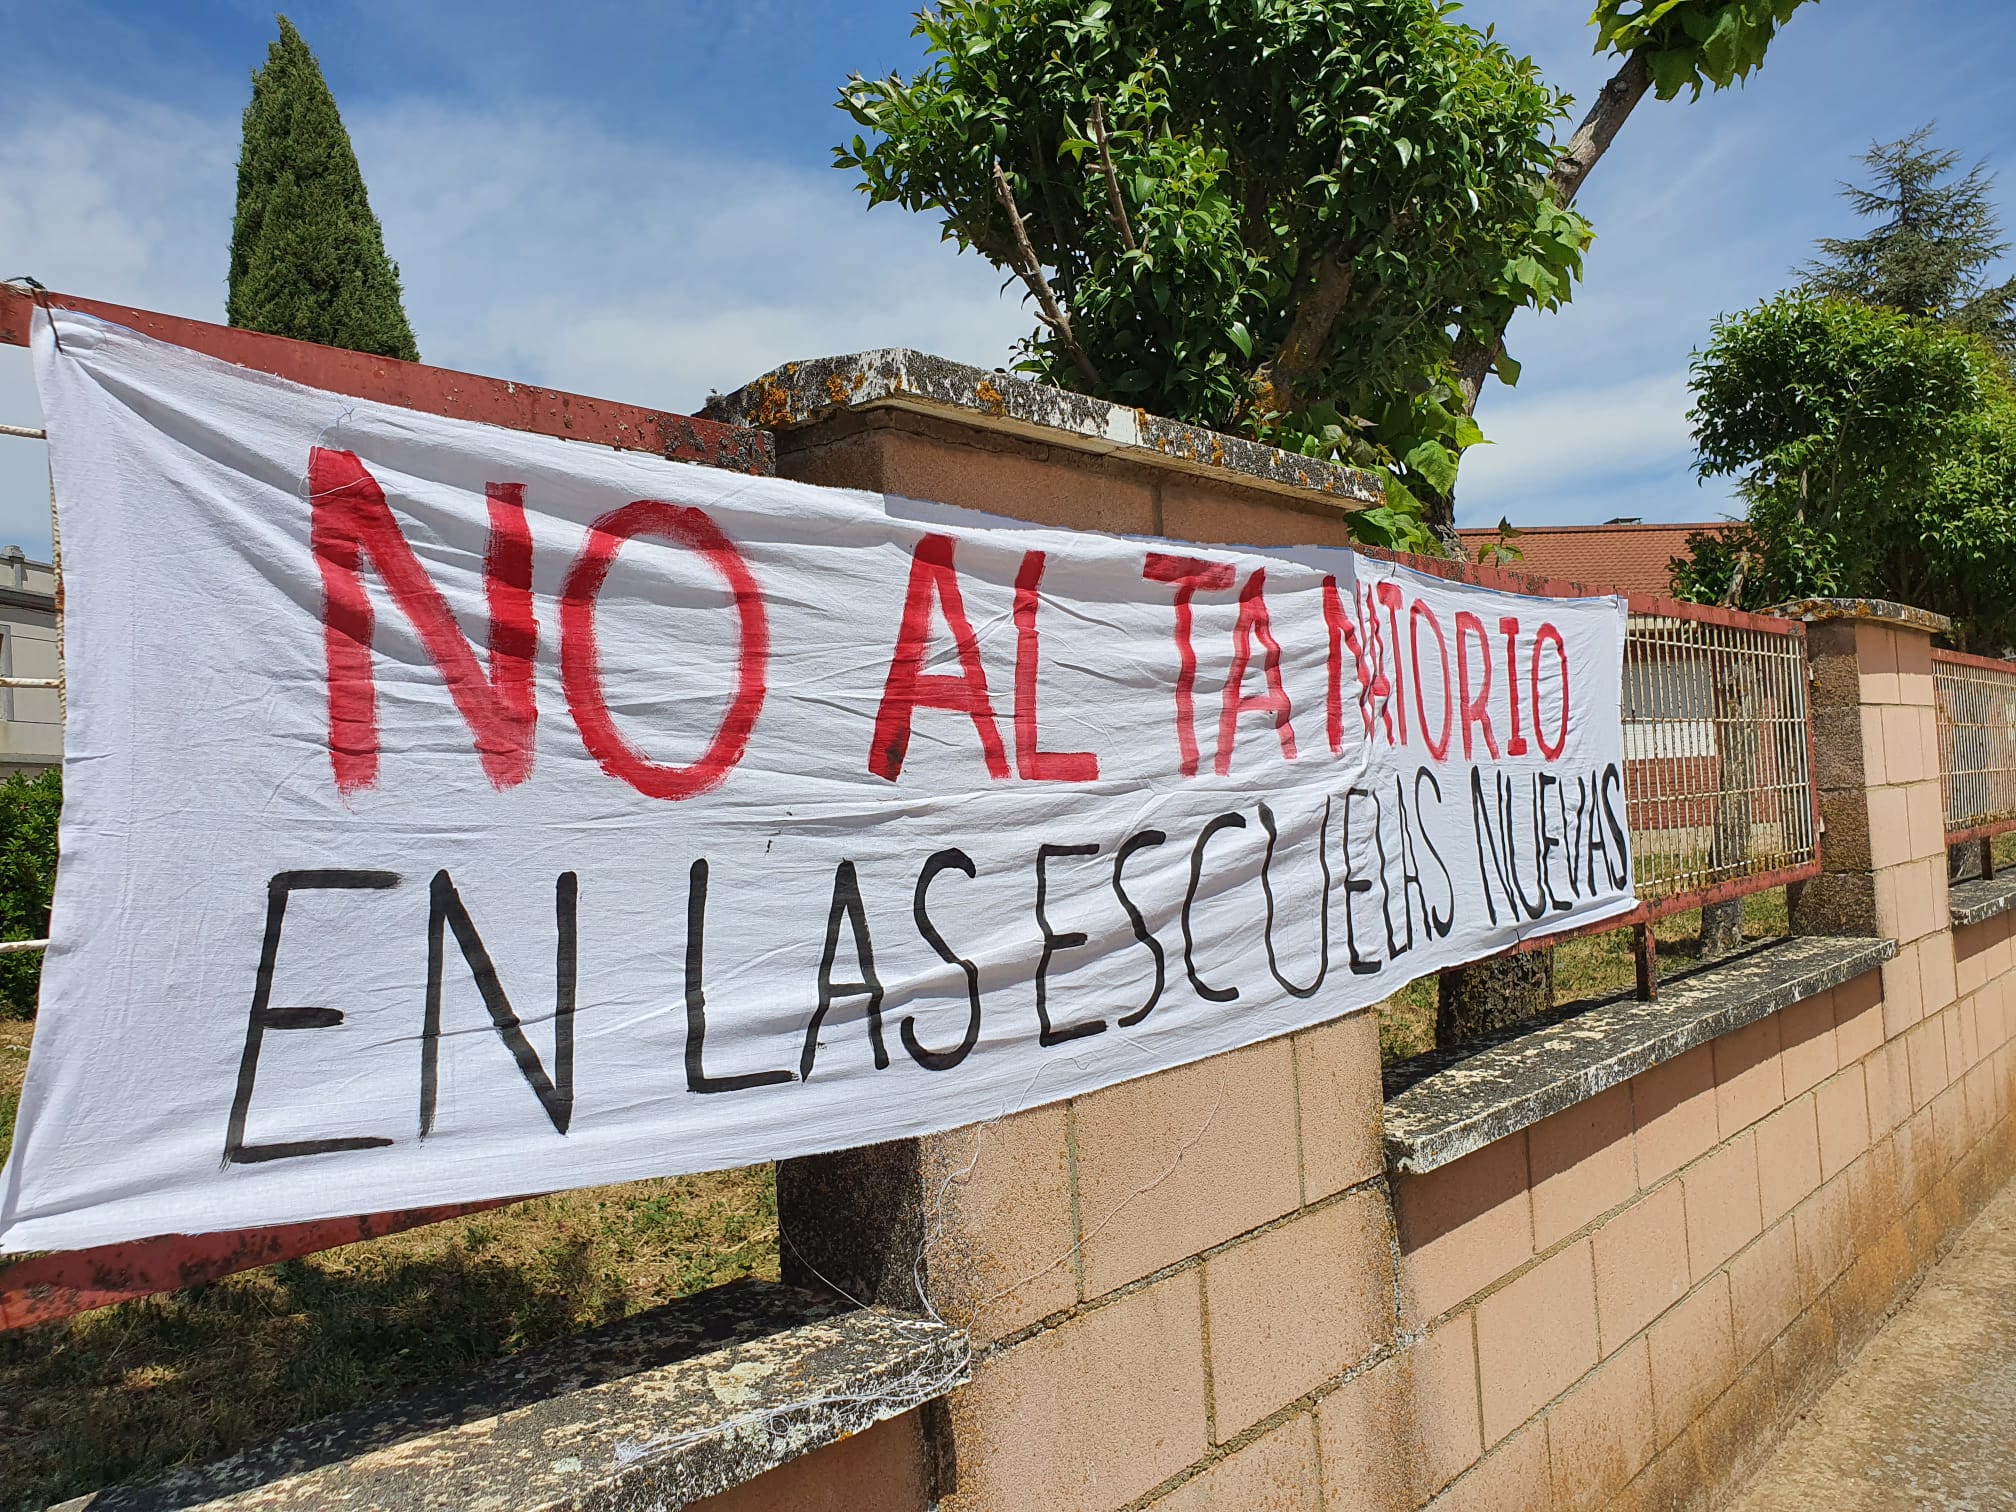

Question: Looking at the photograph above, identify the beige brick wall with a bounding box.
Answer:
[902,611,2016,1511]
[753,416,2016,1512]
[767,405,1367,550]
[930,1013,1393,1512]
[1384,967,2016,1512]
[690,1411,930,1512]
[893,944,2015,1511]
[1359,610,2016,1511]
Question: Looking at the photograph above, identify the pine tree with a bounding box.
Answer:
[1803,124,2016,356]
[227,16,420,362]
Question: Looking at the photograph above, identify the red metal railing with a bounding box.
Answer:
[1473,592,1822,997]
[1933,647,2016,865]
[1359,555,1824,964]
[1353,559,1823,982]
[1622,601,1819,903]
[0,285,772,474]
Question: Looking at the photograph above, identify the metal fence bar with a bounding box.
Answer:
[2,285,773,473]
[0,1198,526,1331]
[1447,593,1820,1002]
[1620,601,1819,908]
[1933,647,2016,845]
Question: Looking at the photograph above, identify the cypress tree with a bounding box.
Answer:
[227,15,420,361]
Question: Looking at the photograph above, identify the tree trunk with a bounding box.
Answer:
[1698,898,1746,957]
[1259,253,1354,418]
[1451,50,1655,424]
[1436,951,1554,1047]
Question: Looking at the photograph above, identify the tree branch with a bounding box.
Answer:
[1087,98,1186,373]
[1550,49,1653,206]
[1029,134,1080,306]
[1089,99,1137,252]
[1258,252,1355,417]
[1454,50,1654,413]
[993,159,1103,390]
[1721,549,1751,609]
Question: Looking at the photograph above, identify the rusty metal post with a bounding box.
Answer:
[1634,920,1658,1001]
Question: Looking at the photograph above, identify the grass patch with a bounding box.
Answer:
[1374,979,1437,1065]
[0,1019,778,1510]
[0,1017,26,1164]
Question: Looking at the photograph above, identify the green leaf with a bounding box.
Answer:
[1404,438,1461,493]
[230,17,420,361]
[826,0,1620,476]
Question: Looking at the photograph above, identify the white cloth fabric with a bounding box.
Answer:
[0,310,1632,1251]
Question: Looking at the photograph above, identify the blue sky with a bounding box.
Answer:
[3,0,2014,559]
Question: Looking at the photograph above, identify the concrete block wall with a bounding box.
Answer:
[1388,961,2016,1511]
[775,1014,1393,1511]
[764,403,1375,552]
[758,938,2016,1510]
[749,616,2016,1508]
[1351,594,2006,1512]
[944,1017,1391,1510]
[690,1415,932,1512]
[771,605,2015,1512]
[703,381,2016,1511]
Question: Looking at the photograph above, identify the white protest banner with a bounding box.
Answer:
[0,310,1633,1252]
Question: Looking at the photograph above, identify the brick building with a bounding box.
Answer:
[1458,519,1731,599]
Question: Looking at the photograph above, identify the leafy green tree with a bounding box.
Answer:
[1591,0,1812,99]
[840,1,1813,1045]
[837,2,1813,553]
[837,0,1583,549]
[228,16,420,362]
[1801,125,2016,357]
[0,768,60,1018]
[1673,295,2016,647]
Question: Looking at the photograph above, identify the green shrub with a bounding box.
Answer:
[0,768,59,1017]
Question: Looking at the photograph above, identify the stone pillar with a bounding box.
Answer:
[1788,601,1952,962]
[1434,952,1552,1044]
[1786,600,1965,1102]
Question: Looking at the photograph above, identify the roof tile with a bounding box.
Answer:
[1455,522,1730,598]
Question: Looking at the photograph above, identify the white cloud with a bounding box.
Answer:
[1458,371,1740,528]
[0,88,1033,558]
[11,0,2014,558]
[0,95,237,556]
[1466,372,1693,493]
[349,99,1031,411]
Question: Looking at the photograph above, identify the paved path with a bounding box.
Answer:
[1729,1176,2016,1510]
